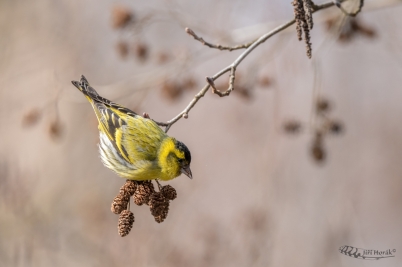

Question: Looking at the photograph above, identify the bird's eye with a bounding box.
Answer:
[178,158,183,163]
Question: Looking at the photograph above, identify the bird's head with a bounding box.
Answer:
[158,138,192,180]
[174,140,192,179]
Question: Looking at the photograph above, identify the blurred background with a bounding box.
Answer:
[0,0,402,266]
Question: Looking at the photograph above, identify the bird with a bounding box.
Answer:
[71,75,192,181]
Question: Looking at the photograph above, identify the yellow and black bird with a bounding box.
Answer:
[71,75,192,181]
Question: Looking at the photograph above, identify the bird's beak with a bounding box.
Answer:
[181,165,192,179]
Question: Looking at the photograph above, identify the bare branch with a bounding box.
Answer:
[163,84,210,133]
[206,67,236,97]
[185,27,257,51]
[159,0,347,133]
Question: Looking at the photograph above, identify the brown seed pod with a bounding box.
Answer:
[161,185,177,201]
[258,75,272,88]
[157,51,169,64]
[161,80,183,101]
[22,108,41,128]
[325,17,337,31]
[311,143,325,162]
[355,20,376,38]
[283,120,302,134]
[133,42,148,61]
[116,41,129,59]
[48,120,63,140]
[234,85,252,100]
[292,0,313,58]
[338,18,376,43]
[120,180,137,197]
[148,192,169,223]
[154,214,168,224]
[303,21,312,59]
[111,193,130,214]
[293,0,304,41]
[329,120,343,134]
[311,132,326,163]
[118,210,135,237]
[133,181,155,206]
[182,77,197,91]
[316,98,331,113]
[112,6,133,29]
[303,0,314,30]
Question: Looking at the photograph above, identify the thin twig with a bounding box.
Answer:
[155,179,162,191]
[185,27,257,51]
[154,0,347,133]
[332,0,364,17]
[206,67,236,97]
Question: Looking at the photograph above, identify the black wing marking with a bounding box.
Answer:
[97,106,127,138]
[82,76,137,117]
[76,75,138,118]
[73,75,133,162]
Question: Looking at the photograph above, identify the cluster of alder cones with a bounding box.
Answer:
[310,98,343,163]
[283,98,344,164]
[292,0,315,58]
[111,180,177,237]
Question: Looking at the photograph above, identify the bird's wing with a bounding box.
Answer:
[72,75,166,164]
[119,114,167,164]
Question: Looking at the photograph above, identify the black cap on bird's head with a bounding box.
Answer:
[175,140,192,179]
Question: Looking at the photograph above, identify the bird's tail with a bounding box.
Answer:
[71,75,100,102]
[71,75,138,118]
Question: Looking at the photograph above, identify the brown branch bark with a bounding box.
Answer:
[154,0,349,133]
[185,27,257,51]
